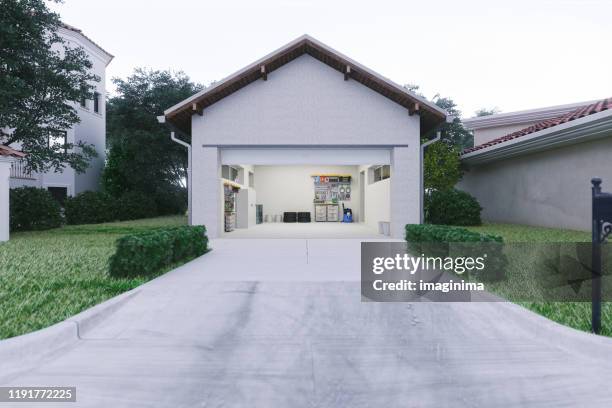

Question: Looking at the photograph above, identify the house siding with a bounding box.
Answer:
[459,136,612,231]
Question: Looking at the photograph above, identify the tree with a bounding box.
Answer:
[431,95,474,150]
[475,107,501,117]
[423,141,462,191]
[0,0,99,173]
[103,68,202,210]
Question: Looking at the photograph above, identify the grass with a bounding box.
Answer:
[0,215,188,340]
[466,223,612,336]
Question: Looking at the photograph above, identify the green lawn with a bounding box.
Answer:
[466,223,612,336]
[0,215,188,339]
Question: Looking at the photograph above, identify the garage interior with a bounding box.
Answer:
[219,163,391,238]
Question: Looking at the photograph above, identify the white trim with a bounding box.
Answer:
[164,34,446,118]
[463,100,599,130]
[0,157,17,164]
[461,109,612,165]
[220,147,392,165]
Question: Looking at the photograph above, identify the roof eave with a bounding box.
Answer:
[461,110,612,165]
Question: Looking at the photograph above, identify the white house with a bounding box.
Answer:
[9,23,113,203]
[460,97,612,230]
[162,35,447,238]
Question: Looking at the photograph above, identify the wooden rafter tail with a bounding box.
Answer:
[409,102,420,116]
[192,103,203,116]
[344,65,351,81]
[260,65,267,81]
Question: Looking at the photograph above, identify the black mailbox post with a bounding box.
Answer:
[591,178,612,334]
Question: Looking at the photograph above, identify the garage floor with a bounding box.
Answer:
[222,222,385,239]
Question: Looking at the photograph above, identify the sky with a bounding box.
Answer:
[49,0,612,119]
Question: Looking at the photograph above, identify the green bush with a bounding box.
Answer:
[425,189,482,226]
[117,191,158,221]
[405,224,506,281]
[9,187,62,231]
[108,226,208,278]
[65,191,117,225]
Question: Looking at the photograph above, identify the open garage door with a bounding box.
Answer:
[218,147,393,239]
[220,147,391,166]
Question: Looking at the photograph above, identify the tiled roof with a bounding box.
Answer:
[59,22,114,59]
[462,97,612,155]
[0,145,25,158]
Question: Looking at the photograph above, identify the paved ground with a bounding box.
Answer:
[3,239,612,407]
[220,222,384,239]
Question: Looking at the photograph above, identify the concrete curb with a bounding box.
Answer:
[495,300,612,360]
[0,289,139,383]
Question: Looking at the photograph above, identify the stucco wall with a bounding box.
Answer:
[359,164,391,231]
[253,165,361,222]
[191,54,419,146]
[459,136,612,231]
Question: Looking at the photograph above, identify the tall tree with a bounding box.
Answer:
[431,95,474,150]
[0,0,99,172]
[103,68,202,200]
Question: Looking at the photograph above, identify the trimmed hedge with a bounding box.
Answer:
[65,191,116,225]
[406,224,502,243]
[425,189,482,226]
[405,224,506,281]
[9,187,62,231]
[108,226,208,278]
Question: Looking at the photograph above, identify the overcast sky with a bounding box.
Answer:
[50,0,611,118]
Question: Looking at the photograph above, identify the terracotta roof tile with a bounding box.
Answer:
[462,97,612,155]
[0,145,25,158]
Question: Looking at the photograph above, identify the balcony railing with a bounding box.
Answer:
[10,159,35,180]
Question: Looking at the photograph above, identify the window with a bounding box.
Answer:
[47,187,68,206]
[48,130,67,153]
[372,165,390,183]
[222,165,239,182]
[93,92,100,113]
[248,171,255,188]
[80,95,87,108]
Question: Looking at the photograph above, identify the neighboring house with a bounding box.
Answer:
[460,97,612,231]
[162,35,447,238]
[9,23,113,203]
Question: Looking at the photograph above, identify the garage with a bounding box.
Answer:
[217,148,391,238]
[162,35,447,238]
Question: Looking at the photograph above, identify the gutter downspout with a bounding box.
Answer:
[420,131,441,224]
[157,116,192,225]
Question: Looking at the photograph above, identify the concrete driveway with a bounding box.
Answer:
[2,238,612,407]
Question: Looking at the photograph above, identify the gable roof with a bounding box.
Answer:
[59,22,114,65]
[462,97,612,155]
[164,34,447,136]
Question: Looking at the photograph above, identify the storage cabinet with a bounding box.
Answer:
[327,205,339,222]
[314,204,339,222]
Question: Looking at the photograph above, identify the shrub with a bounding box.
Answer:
[108,226,208,278]
[405,224,506,281]
[116,191,157,221]
[64,191,117,225]
[425,188,482,226]
[9,187,62,231]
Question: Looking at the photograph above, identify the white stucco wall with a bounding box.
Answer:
[192,55,419,146]
[190,54,421,237]
[0,160,11,242]
[359,164,391,231]
[459,136,612,231]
